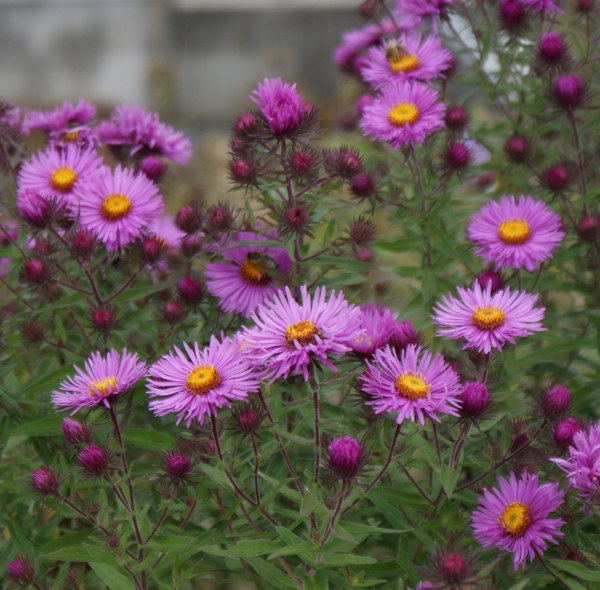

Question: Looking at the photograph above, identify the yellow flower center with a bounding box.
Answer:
[471,306,506,331]
[185,365,221,395]
[388,53,420,73]
[62,130,79,142]
[100,193,131,220]
[285,320,318,347]
[394,373,429,400]
[88,376,117,396]
[239,253,274,286]
[50,167,77,192]
[498,501,532,537]
[498,219,531,245]
[388,103,419,127]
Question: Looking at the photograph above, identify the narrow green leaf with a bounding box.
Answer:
[89,562,136,590]
[202,540,283,557]
[40,530,94,556]
[122,428,175,451]
[197,464,233,488]
[244,556,298,589]
[315,554,377,567]
[440,464,460,498]
[505,580,529,590]
[10,415,62,438]
[552,559,600,582]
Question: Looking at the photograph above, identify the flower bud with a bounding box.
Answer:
[232,406,265,436]
[475,270,503,294]
[349,172,376,200]
[460,382,489,418]
[33,239,53,256]
[552,417,582,448]
[228,158,257,185]
[21,320,46,345]
[77,444,108,474]
[138,155,166,181]
[178,276,203,304]
[162,300,185,324]
[31,467,60,496]
[441,553,467,583]
[175,203,203,234]
[140,236,165,264]
[543,385,570,416]
[511,432,529,451]
[180,233,203,257]
[6,558,34,584]
[323,147,363,179]
[544,164,568,191]
[205,202,234,233]
[24,259,51,284]
[554,75,584,110]
[499,0,526,28]
[539,32,565,65]
[354,246,374,263]
[355,94,374,116]
[61,417,93,445]
[346,216,376,249]
[444,106,468,130]
[71,230,95,258]
[233,112,258,137]
[287,149,315,178]
[164,452,192,481]
[91,307,115,333]
[505,136,529,163]
[576,216,599,242]
[444,142,471,170]
[327,435,363,479]
[576,0,595,12]
[389,320,418,351]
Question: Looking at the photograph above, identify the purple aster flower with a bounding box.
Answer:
[96,104,192,165]
[17,144,102,208]
[467,195,564,271]
[552,422,600,510]
[48,126,98,151]
[360,81,445,149]
[0,102,22,135]
[148,214,186,251]
[360,34,453,89]
[243,285,363,381]
[250,78,314,137]
[22,98,96,134]
[360,344,461,425]
[204,231,293,318]
[471,471,565,569]
[146,335,260,426]
[432,282,545,354]
[348,303,395,358]
[77,165,164,251]
[51,349,148,413]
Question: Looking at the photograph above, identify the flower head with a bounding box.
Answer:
[326,435,368,480]
[243,285,363,381]
[77,165,164,251]
[467,195,564,271]
[348,304,395,358]
[471,471,564,569]
[432,282,545,353]
[204,231,293,318]
[23,98,96,134]
[360,81,445,149]
[360,34,453,89]
[51,349,148,413]
[360,344,461,425]
[31,468,60,496]
[146,335,260,426]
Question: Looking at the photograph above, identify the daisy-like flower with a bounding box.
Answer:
[471,471,565,569]
[360,81,445,149]
[22,98,96,134]
[96,104,192,165]
[348,303,395,358]
[51,349,148,413]
[552,422,600,511]
[432,282,545,354]
[77,165,164,251]
[243,285,363,381]
[360,34,453,89]
[360,344,460,425]
[148,214,186,251]
[204,231,293,318]
[146,335,260,426]
[17,144,102,207]
[467,194,564,271]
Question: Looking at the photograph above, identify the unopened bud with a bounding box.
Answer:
[444,142,471,170]
[441,552,467,583]
[77,444,108,474]
[178,276,202,304]
[140,236,165,264]
[554,75,584,110]
[175,203,203,234]
[576,216,599,242]
[164,452,192,481]
[475,270,503,294]
[445,106,468,130]
[349,172,376,199]
[24,259,51,284]
[539,32,565,65]
[91,308,115,333]
[389,320,418,351]
[61,417,93,445]
[205,202,234,233]
[543,385,570,416]
[327,435,363,479]
[138,155,166,181]
[544,165,569,191]
[228,158,257,185]
[31,467,60,496]
[499,0,526,28]
[460,382,489,418]
[553,417,582,448]
[21,320,46,345]
[6,558,34,584]
[232,407,264,436]
[71,230,95,258]
[162,300,185,324]
[233,112,258,137]
[505,136,529,163]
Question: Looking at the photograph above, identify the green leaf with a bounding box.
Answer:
[146,535,200,550]
[10,415,62,438]
[19,364,72,396]
[244,556,298,590]
[89,562,137,590]
[40,530,94,557]
[505,579,529,590]
[564,578,589,590]
[113,282,172,303]
[519,339,592,367]
[315,554,377,567]
[122,428,175,451]
[341,523,409,535]
[202,540,283,557]
[552,560,600,582]
[440,464,460,498]
[268,542,317,559]
[197,464,233,488]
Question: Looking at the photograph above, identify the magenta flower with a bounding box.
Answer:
[17,144,102,207]
[52,349,148,413]
[77,165,164,250]
[360,344,461,425]
[326,436,366,480]
[432,282,545,354]
[243,285,363,381]
[22,98,96,134]
[467,195,564,271]
[552,422,600,511]
[348,304,395,358]
[360,81,445,149]
[361,34,453,89]
[146,335,260,426]
[471,472,564,569]
[250,78,314,136]
[204,231,293,318]
[96,104,192,165]
[148,214,186,251]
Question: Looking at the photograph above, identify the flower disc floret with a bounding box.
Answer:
[432,282,545,354]
[467,195,564,271]
[146,335,260,426]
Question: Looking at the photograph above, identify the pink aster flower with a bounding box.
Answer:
[432,282,545,354]
[148,214,186,251]
[471,471,565,569]
[96,104,192,165]
[250,78,314,137]
[243,285,363,381]
[552,422,600,511]
[360,81,445,149]
[360,344,460,425]
[22,99,96,134]
[467,194,564,271]
[17,144,102,207]
[48,126,98,151]
[348,303,395,358]
[360,34,453,89]
[77,165,164,251]
[146,335,260,426]
[204,231,293,318]
[51,349,148,413]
